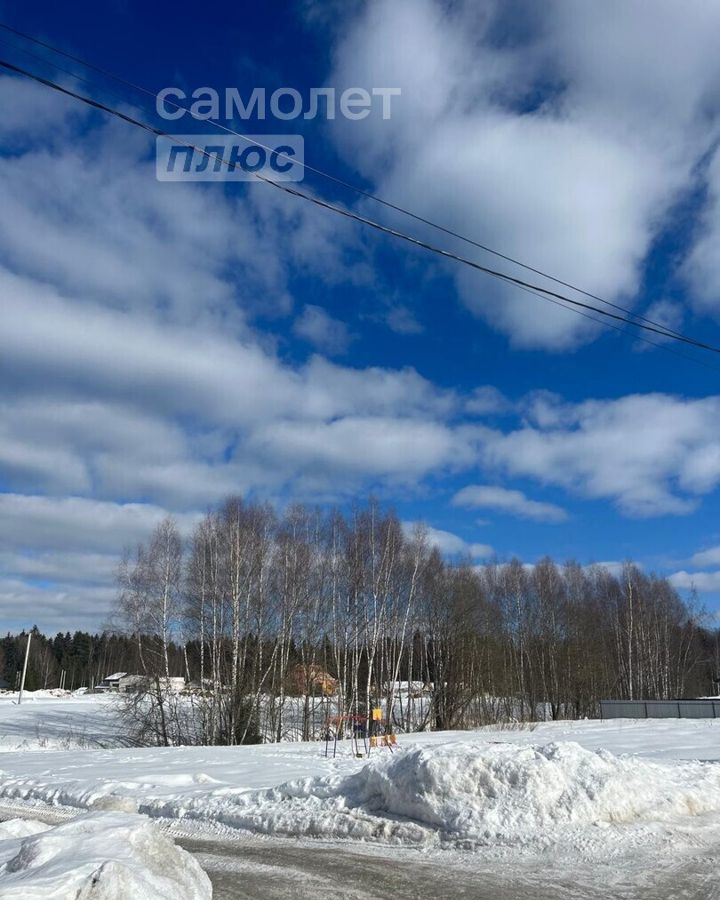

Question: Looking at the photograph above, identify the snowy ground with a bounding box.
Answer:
[2,695,720,897]
[0,690,123,751]
[3,728,720,857]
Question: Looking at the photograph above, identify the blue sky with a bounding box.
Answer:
[3,0,720,631]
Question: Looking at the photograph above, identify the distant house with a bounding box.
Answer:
[138,676,185,694]
[116,674,147,693]
[96,672,127,692]
[0,677,10,691]
[96,673,185,694]
[290,664,338,696]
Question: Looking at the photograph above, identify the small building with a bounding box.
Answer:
[290,664,338,696]
[116,674,147,693]
[97,673,185,694]
[96,672,127,692]
[118,674,186,694]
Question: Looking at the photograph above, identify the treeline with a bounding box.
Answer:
[109,496,720,744]
[0,630,183,692]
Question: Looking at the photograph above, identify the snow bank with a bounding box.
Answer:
[3,720,720,855]
[0,818,49,840]
[169,741,720,848]
[0,812,211,899]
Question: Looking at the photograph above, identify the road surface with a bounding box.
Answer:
[1,801,718,899]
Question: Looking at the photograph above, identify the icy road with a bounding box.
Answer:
[2,803,718,900]
[181,831,720,900]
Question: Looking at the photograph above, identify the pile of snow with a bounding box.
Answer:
[170,741,720,848]
[0,812,211,899]
[0,819,48,840]
[3,718,720,856]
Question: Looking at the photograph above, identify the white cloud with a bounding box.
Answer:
[452,484,568,523]
[0,576,118,633]
[482,393,720,517]
[385,305,423,335]
[466,386,511,416]
[634,300,684,351]
[0,268,455,426]
[584,560,629,579]
[0,495,203,630]
[293,305,351,355]
[690,545,720,567]
[0,549,118,586]
[401,521,493,559]
[5,29,720,632]
[0,266,470,506]
[247,417,478,494]
[679,147,720,316]
[0,85,487,629]
[0,73,374,330]
[0,494,200,554]
[327,0,720,347]
[668,570,720,593]
[0,74,88,143]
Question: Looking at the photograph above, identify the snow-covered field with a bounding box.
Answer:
[3,694,720,896]
[0,690,123,751]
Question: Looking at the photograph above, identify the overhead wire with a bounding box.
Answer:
[2,55,720,364]
[510,282,720,373]
[0,19,696,343]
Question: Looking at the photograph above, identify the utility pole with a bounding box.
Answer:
[18,631,32,705]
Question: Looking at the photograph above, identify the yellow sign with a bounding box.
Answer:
[372,707,382,721]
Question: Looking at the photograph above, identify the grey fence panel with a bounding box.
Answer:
[649,702,682,718]
[600,700,720,719]
[601,701,647,718]
[679,701,717,718]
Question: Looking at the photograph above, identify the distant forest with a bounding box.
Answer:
[5,497,720,743]
[0,630,187,693]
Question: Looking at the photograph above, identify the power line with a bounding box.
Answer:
[2,56,720,360]
[0,19,693,342]
[1,55,715,355]
[512,281,720,373]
